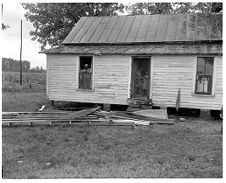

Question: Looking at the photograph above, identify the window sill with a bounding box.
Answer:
[192,92,215,97]
[76,88,95,92]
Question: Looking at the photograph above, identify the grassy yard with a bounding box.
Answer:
[2,91,223,178]
[2,92,47,112]
[2,119,222,178]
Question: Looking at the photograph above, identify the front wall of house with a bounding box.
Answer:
[47,54,222,110]
[151,55,222,110]
[47,54,131,105]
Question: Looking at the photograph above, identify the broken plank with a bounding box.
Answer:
[60,106,101,119]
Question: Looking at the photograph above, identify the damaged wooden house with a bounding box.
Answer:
[43,13,222,114]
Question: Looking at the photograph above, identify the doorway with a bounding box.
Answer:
[131,57,151,98]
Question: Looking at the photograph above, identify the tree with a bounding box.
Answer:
[2,58,31,72]
[126,2,222,15]
[22,3,124,50]
[125,3,174,15]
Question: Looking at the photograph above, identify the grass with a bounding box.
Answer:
[2,120,222,178]
[2,92,47,112]
[2,89,222,178]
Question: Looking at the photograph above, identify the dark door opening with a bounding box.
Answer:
[131,57,151,99]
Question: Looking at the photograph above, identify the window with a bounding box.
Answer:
[195,57,214,95]
[79,56,93,89]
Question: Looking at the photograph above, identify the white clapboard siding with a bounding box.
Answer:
[47,55,130,105]
[47,54,222,110]
[151,56,222,110]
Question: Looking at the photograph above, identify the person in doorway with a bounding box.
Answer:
[142,75,149,96]
[81,64,91,72]
[135,69,142,96]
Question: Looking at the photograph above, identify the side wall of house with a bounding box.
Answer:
[46,54,131,105]
[151,55,222,110]
[47,54,222,110]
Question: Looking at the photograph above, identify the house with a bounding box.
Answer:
[43,13,222,112]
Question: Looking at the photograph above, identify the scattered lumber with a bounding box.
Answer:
[114,111,174,125]
[2,106,174,127]
[132,109,168,120]
[59,106,101,119]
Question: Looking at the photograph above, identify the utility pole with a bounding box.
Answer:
[20,20,22,85]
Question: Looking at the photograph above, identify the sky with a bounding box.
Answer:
[2,3,46,69]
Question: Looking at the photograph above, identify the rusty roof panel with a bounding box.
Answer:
[89,17,109,43]
[176,14,187,41]
[196,14,207,40]
[62,17,88,44]
[107,16,126,42]
[216,13,222,38]
[165,14,178,41]
[208,14,219,39]
[135,15,152,42]
[116,16,135,42]
[71,17,95,43]
[186,14,196,41]
[97,16,118,43]
[126,15,143,42]
[80,17,103,43]
[155,15,169,42]
[145,14,160,42]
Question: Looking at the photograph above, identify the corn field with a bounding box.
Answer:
[2,71,46,92]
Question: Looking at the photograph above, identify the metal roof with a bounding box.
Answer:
[43,44,222,55]
[62,13,222,45]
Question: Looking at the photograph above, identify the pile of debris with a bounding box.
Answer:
[2,106,174,127]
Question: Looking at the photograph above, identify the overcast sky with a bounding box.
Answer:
[2,3,46,68]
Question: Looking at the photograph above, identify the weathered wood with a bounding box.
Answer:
[47,55,131,105]
[59,106,101,119]
[152,55,222,110]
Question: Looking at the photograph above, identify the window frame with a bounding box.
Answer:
[194,56,215,95]
[78,56,94,90]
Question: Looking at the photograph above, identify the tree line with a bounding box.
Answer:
[21,2,222,50]
[2,57,45,72]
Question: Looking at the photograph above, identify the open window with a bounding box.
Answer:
[79,56,93,90]
[195,57,214,95]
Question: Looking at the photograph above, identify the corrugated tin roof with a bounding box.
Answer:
[62,13,222,44]
[43,44,222,55]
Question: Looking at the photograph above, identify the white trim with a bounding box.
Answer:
[212,57,217,95]
[76,56,80,89]
[150,57,153,99]
[77,56,94,90]
[130,56,152,99]
[92,56,95,90]
[46,55,49,97]
[128,58,132,98]
[192,57,197,94]
[192,56,216,96]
